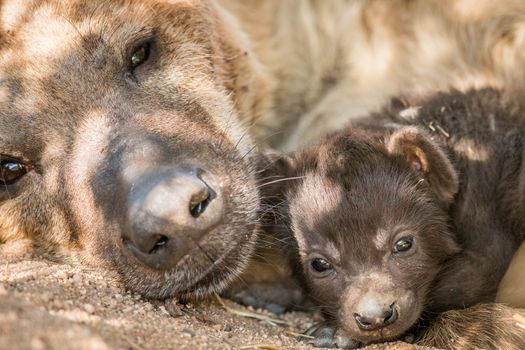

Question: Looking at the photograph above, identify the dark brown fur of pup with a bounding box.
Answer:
[263,88,525,347]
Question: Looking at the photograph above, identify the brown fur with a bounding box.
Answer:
[222,0,525,308]
[420,304,525,350]
[262,89,525,347]
[0,0,269,299]
[220,0,525,150]
[3,0,525,301]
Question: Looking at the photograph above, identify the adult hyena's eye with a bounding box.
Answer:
[129,42,152,70]
[0,157,28,185]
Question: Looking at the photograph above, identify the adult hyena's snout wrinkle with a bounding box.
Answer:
[124,166,224,270]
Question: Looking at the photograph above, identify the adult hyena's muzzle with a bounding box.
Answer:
[95,128,228,268]
[123,165,224,270]
[78,115,259,298]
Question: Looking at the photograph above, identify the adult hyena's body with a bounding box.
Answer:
[221,0,525,150]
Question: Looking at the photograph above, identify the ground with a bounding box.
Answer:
[0,251,429,350]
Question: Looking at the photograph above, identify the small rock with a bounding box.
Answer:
[182,328,196,338]
[83,303,95,314]
[72,274,83,285]
[165,300,184,318]
[40,292,52,303]
[55,271,69,280]
[158,305,170,316]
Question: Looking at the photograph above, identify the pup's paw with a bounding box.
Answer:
[224,281,304,315]
[305,322,361,349]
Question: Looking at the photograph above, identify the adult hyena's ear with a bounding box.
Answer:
[387,126,459,205]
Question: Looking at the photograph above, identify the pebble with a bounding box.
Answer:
[166,300,184,318]
[72,274,83,285]
[83,304,95,314]
[182,328,196,338]
[40,292,52,303]
[55,271,69,280]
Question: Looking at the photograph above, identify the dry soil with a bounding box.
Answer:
[0,245,426,350]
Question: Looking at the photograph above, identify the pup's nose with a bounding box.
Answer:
[124,167,223,270]
[354,299,398,331]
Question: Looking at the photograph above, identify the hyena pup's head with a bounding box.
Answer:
[266,126,461,343]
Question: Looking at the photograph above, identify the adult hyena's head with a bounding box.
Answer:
[0,0,270,299]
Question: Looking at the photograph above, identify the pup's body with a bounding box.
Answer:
[265,89,525,347]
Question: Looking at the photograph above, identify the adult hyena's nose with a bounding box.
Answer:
[124,167,223,270]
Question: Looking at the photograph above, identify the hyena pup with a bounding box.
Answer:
[261,89,525,349]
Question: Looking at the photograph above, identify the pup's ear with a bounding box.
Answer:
[256,150,297,182]
[255,150,297,199]
[387,126,459,205]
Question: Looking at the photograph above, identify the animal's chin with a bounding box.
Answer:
[176,227,259,300]
[112,221,259,300]
[349,326,409,344]
[343,311,423,343]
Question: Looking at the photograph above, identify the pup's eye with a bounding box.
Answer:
[0,157,28,185]
[393,236,414,254]
[129,42,151,70]
[309,257,334,276]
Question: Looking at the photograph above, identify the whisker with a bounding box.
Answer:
[257,176,305,189]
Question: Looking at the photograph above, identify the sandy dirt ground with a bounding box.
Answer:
[0,250,429,350]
